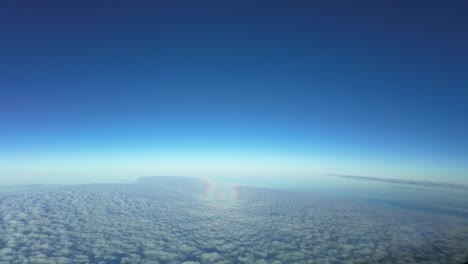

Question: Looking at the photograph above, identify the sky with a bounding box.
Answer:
[1,1,467,185]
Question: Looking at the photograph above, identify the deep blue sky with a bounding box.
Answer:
[1,1,467,184]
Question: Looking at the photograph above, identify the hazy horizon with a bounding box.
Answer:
[1,1,467,186]
[1,2,468,263]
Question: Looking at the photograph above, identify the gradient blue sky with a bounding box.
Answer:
[1,1,467,185]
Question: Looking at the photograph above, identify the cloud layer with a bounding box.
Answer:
[0,177,467,263]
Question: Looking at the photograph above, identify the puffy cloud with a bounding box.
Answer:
[0,177,466,264]
[201,252,222,262]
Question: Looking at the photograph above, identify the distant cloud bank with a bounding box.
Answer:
[328,174,468,190]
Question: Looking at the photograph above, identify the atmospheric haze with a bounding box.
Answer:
[1,1,468,263]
